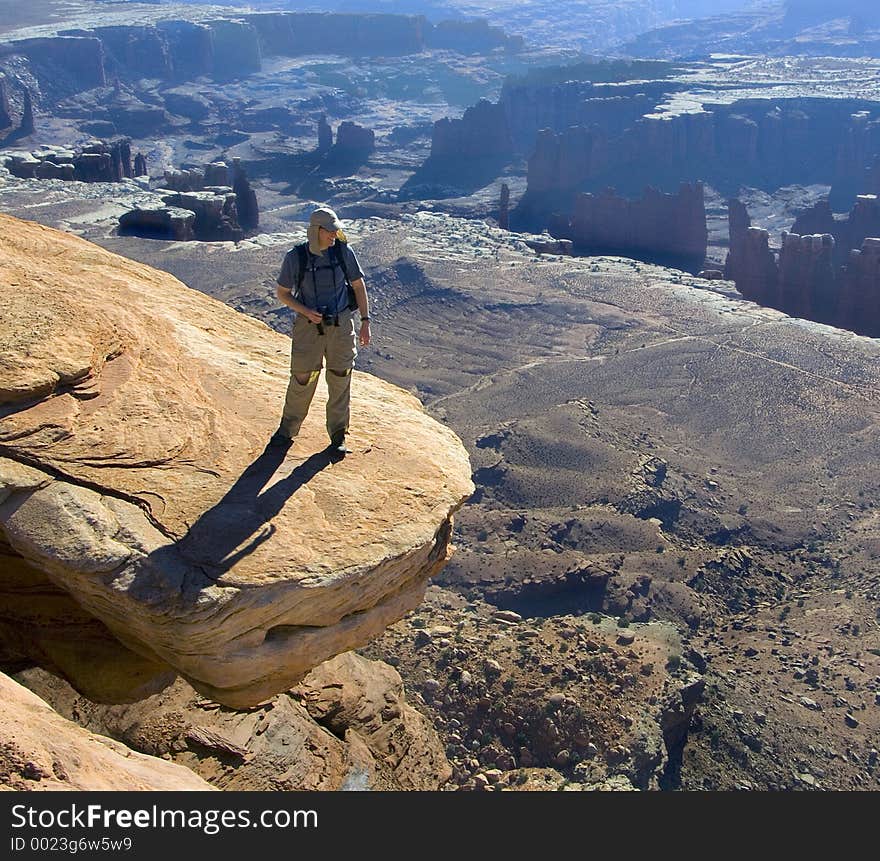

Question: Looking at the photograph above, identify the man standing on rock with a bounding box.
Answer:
[270,206,371,456]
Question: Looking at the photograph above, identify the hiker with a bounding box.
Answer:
[270,206,371,455]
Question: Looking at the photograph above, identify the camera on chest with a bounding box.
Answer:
[316,309,339,335]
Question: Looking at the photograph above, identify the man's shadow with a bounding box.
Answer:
[170,443,338,580]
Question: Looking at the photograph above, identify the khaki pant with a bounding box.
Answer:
[279,310,357,440]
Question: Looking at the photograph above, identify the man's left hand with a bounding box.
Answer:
[359,320,371,347]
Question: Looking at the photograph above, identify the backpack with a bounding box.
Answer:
[295,241,358,311]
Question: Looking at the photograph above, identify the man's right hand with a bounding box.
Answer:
[302,309,323,324]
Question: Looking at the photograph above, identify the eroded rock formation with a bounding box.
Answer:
[792,194,880,269]
[3,139,133,182]
[317,113,332,152]
[232,163,259,233]
[725,197,880,335]
[499,183,510,230]
[18,89,33,137]
[22,652,451,791]
[525,125,609,198]
[334,120,375,155]
[0,76,12,131]
[118,205,195,241]
[0,214,473,708]
[724,201,778,305]
[550,182,708,264]
[431,99,512,161]
[119,158,259,240]
[1,672,214,791]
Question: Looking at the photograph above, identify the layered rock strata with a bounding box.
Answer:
[0,214,473,708]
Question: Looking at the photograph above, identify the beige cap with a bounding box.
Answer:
[307,206,347,253]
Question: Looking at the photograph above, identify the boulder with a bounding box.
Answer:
[0,214,473,708]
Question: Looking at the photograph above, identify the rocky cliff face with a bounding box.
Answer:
[424,19,522,53]
[0,75,13,131]
[4,139,133,183]
[519,99,876,201]
[90,25,173,81]
[207,19,261,82]
[792,194,880,269]
[0,13,423,96]
[20,651,451,791]
[525,125,609,199]
[0,213,473,709]
[9,36,106,93]
[546,182,708,265]
[725,197,880,335]
[431,99,512,160]
[156,20,214,82]
[500,78,669,151]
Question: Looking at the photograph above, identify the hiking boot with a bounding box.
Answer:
[268,430,293,448]
[328,432,351,457]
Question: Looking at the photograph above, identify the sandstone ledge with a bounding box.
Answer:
[0,213,474,707]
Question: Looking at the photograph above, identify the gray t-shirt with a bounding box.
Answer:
[277,241,364,315]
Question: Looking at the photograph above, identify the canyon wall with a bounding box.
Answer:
[1,12,519,98]
[517,99,879,201]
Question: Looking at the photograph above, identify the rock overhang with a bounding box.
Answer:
[0,212,474,707]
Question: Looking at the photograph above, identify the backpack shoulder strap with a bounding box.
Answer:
[332,241,358,310]
[331,240,350,280]
[295,241,309,294]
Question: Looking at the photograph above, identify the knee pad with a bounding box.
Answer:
[294,370,319,386]
[328,368,351,378]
